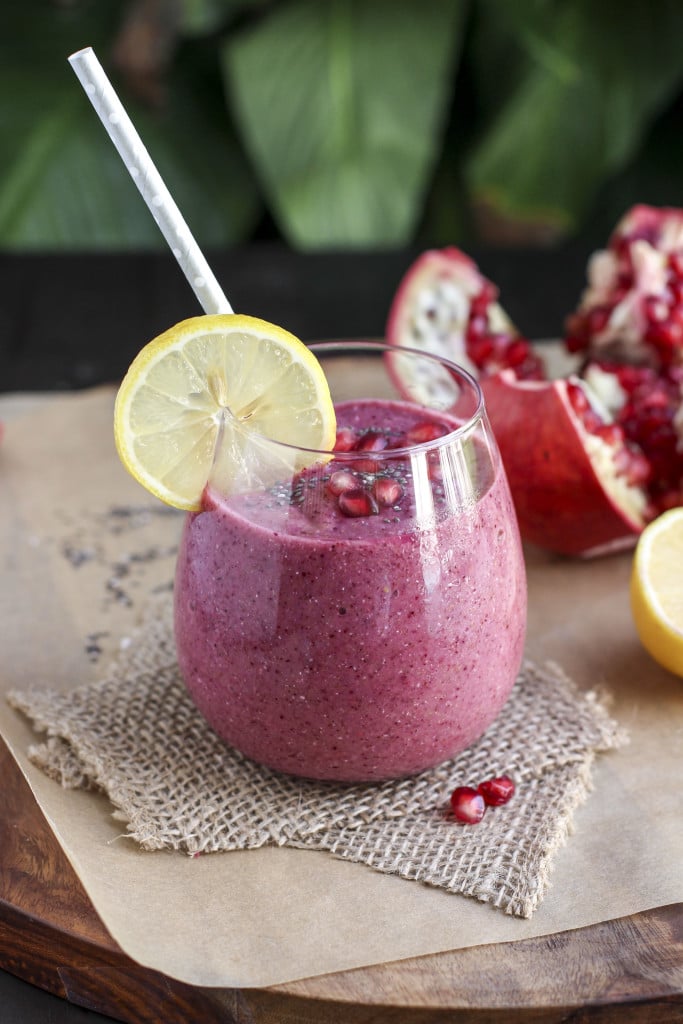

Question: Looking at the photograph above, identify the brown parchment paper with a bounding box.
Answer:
[0,387,682,989]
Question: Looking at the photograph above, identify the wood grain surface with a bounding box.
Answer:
[1,741,681,1023]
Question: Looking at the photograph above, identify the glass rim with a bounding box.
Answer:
[249,339,486,458]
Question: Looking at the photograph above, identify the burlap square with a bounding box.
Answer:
[8,594,627,918]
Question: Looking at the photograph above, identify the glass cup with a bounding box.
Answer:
[174,341,527,782]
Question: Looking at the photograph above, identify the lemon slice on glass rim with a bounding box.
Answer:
[630,507,683,678]
[114,314,336,511]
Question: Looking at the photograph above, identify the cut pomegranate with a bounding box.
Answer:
[482,370,648,557]
[338,488,379,518]
[450,786,486,824]
[478,775,515,806]
[386,247,545,381]
[565,204,683,369]
[383,219,683,555]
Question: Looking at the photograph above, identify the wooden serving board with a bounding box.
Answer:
[1,740,681,1023]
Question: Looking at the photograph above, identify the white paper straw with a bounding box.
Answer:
[68,46,233,315]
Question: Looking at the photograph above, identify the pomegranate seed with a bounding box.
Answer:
[373,477,403,507]
[467,336,494,365]
[427,454,443,482]
[354,431,389,453]
[470,280,497,315]
[586,305,612,335]
[405,421,449,444]
[566,381,590,415]
[352,457,380,474]
[668,252,683,279]
[327,470,357,496]
[566,381,603,432]
[450,786,486,824]
[334,427,357,452]
[470,311,489,336]
[594,422,624,446]
[644,295,669,324]
[504,338,532,368]
[478,776,515,806]
[338,488,378,517]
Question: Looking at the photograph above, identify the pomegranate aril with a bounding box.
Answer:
[586,305,612,335]
[373,477,403,508]
[352,457,380,474]
[504,338,532,368]
[470,280,497,315]
[478,776,515,807]
[327,470,357,496]
[668,251,683,279]
[354,431,389,453]
[594,423,624,446]
[405,421,449,444]
[334,427,357,453]
[450,786,486,824]
[338,488,378,518]
[427,455,443,483]
[566,381,603,433]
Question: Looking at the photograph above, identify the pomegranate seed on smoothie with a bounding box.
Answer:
[115,325,526,783]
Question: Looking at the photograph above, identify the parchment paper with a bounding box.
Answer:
[0,387,681,989]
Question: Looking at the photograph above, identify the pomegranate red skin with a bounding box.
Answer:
[482,371,645,558]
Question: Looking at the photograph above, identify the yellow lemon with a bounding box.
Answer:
[114,314,336,510]
[630,507,683,677]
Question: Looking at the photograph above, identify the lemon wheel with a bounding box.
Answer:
[114,314,336,510]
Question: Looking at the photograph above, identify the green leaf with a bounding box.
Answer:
[223,0,467,248]
[0,2,260,249]
[465,0,683,233]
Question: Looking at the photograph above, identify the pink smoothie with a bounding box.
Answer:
[174,399,526,781]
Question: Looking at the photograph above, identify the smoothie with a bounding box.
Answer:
[174,398,526,782]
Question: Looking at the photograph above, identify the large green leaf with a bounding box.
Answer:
[465,0,683,234]
[223,0,466,248]
[0,1,260,249]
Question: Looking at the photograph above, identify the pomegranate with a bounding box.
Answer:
[386,247,545,380]
[385,212,683,557]
[481,370,648,557]
[565,204,683,370]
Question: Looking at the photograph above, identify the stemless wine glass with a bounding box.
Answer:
[174,341,527,782]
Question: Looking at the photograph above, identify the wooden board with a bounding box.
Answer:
[1,740,681,1023]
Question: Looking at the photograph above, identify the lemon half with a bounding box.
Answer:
[114,314,336,510]
[631,507,683,678]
